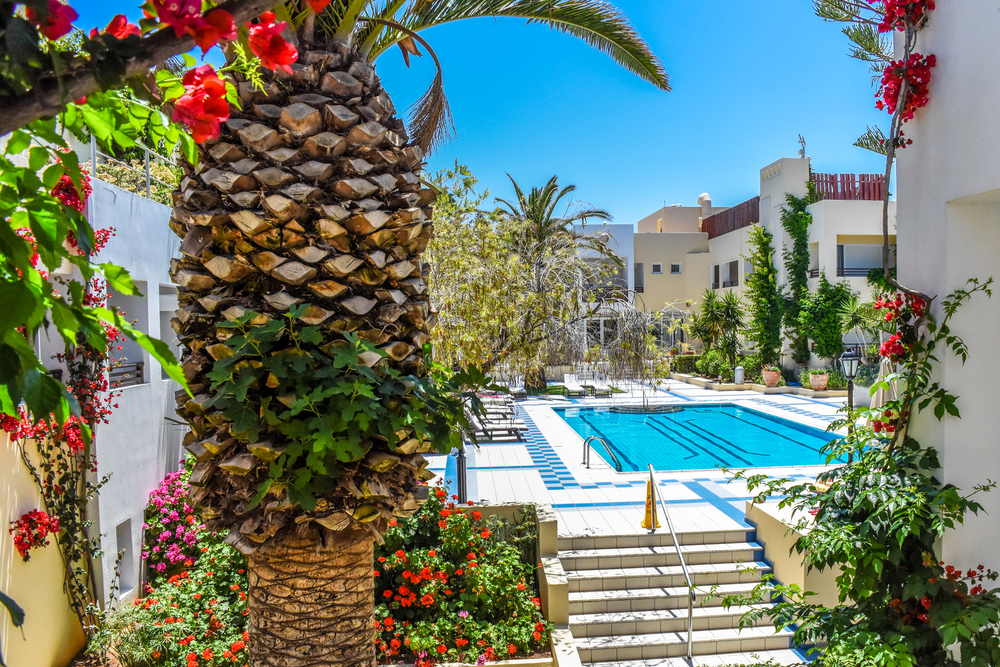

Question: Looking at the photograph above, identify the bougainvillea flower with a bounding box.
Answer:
[171,64,230,144]
[152,0,201,38]
[247,12,299,74]
[306,0,332,12]
[90,14,141,39]
[27,0,78,40]
[189,9,237,54]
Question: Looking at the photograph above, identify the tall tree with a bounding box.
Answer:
[743,224,783,365]
[166,3,667,666]
[780,184,817,366]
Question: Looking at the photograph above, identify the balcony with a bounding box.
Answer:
[722,280,735,288]
[811,173,886,201]
[836,267,874,277]
[702,196,760,239]
[112,361,145,387]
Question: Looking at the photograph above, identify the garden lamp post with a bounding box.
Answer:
[840,351,860,463]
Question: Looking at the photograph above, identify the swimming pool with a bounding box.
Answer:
[555,404,840,472]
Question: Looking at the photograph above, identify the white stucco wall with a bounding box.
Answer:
[84,180,184,600]
[895,2,1000,571]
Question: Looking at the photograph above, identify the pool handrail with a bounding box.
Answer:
[647,464,695,661]
[582,436,622,472]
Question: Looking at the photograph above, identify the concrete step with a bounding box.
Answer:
[575,625,796,663]
[587,648,808,666]
[566,561,770,592]
[569,603,775,638]
[569,582,772,615]
[560,541,764,570]
[558,529,754,553]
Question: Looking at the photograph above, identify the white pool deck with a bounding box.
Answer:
[427,379,847,537]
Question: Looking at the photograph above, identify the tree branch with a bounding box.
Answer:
[0,0,277,137]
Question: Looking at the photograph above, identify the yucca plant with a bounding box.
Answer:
[168,2,666,665]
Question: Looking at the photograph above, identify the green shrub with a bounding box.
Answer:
[739,353,764,384]
[374,488,551,664]
[672,355,700,375]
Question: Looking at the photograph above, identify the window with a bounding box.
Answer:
[634,263,644,293]
[116,519,135,596]
[651,263,663,274]
[670,263,681,274]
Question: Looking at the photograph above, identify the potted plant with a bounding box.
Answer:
[762,366,782,387]
[808,368,830,391]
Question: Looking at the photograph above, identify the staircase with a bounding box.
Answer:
[560,528,806,666]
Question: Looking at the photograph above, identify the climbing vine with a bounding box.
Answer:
[799,274,852,362]
[780,183,817,366]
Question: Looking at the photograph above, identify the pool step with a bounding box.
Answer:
[562,528,803,665]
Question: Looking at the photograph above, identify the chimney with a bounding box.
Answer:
[697,193,712,232]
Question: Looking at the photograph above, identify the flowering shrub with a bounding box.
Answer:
[374,487,551,665]
[9,509,59,561]
[142,462,208,575]
[876,53,937,125]
[89,538,249,667]
[874,291,928,363]
[874,0,935,33]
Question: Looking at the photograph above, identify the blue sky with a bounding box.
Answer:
[74,0,889,227]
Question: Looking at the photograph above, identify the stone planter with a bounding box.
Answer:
[762,370,781,388]
[809,373,829,391]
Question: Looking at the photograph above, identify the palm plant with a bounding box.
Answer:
[717,289,746,370]
[695,289,724,350]
[169,2,666,666]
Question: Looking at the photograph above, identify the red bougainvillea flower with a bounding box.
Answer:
[171,64,230,144]
[189,9,236,54]
[873,0,935,33]
[90,14,141,39]
[27,0,78,40]
[305,0,331,11]
[247,12,299,74]
[152,0,201,37]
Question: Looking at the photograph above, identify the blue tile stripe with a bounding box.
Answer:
[747,397,839,423]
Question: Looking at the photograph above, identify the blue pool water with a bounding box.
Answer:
[555,404,840,471]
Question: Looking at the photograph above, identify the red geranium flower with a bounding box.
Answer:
[27,0,78,40]
[247,12,298,74]
[90,14,140,39]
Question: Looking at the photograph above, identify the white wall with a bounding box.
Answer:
[86,180,184,600]
[896,2,1000,570]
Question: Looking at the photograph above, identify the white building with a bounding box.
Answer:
[895,2,1000,570]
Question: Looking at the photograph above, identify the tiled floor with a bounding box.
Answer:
[429,379,846,537]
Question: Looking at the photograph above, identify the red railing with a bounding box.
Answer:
[811,173,886,201]
[702,196,760,239]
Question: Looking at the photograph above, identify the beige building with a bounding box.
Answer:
[629,155,896,359]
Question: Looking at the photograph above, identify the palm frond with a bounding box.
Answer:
[407,68,455,153]
[854,125,889,156]
[367,0,669,91]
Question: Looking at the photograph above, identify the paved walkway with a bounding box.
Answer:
[427,379,846,537]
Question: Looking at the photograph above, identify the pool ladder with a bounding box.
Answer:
[582,436,622,472]
[647,464,696,661]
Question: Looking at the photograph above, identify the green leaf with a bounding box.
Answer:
[4,130,30,156]
[97,263,141,295]
[0,280,43,333]
[0,591,24,627]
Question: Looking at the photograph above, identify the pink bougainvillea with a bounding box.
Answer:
[142,467,208,574]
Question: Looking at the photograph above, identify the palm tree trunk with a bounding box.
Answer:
[249,528,375,667]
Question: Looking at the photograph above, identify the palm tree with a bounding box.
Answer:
[170,2,667,666]
[695,289,724,350]
[717,289,746,370]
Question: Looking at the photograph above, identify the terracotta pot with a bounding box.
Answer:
[809,373,829,391]
[762,370,781,388]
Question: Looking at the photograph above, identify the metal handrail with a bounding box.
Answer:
[647,464,695,661]
[89,135,178,200]
[582,436,622,472]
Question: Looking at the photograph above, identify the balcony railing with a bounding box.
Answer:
[811,173,886,201]
[634,286,644,293]
[809,268,820,278]
[111,361,145,387]
[702,196,760,239]
[711,282,720,290]
[87,136,180,205]
[722,280,735,288]
[837,267,874,277]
